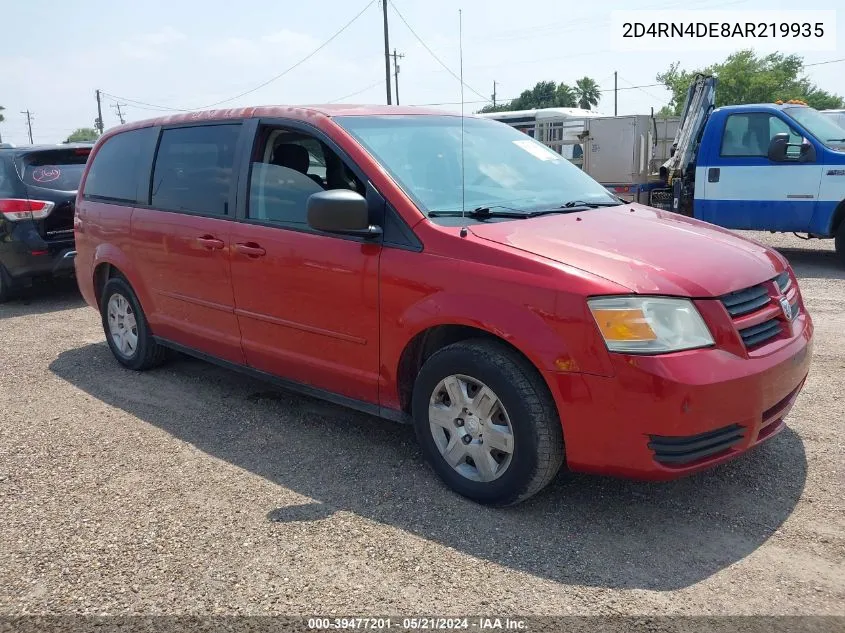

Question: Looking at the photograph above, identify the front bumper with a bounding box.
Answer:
[544,311,813,480]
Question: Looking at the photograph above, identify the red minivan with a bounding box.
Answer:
[74,106,813,505]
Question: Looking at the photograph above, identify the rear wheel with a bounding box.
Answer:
[836,220,845,268]
[0,264,14,303]
[412,339,564,506]
[100,277,167,370]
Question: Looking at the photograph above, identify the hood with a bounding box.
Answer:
[469,204,786,297]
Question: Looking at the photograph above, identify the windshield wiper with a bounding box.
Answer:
[429,200,622,220]
[827,138,845,142]
[561,200,623,208]
[428,205,529,219]
[520,201,623,217]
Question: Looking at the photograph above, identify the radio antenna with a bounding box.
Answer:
[459,8,468,238]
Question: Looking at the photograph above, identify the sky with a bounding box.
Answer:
[0,0,843,145]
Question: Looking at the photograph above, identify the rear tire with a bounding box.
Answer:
[836,220,845,268]
[411,339,564,506]
[0,264,14,303]
[100,277,167,371]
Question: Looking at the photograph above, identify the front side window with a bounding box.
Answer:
[84,128,156,203]
[720,113,803,158]
[151,124,241,216]
[334,115,618,218]
[784,106,845,150]
[246,127,363,228]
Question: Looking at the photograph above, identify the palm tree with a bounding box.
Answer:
[574,77,601,110]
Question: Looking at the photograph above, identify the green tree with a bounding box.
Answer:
[477,79,590,113]
[65,127,99,143]
[656,105,676,117]
[555,83,577,108]
[574,77,601,110]
[657,50,844,115]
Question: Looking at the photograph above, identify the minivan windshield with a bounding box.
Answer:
[335,115,620,217]
[783,107,845,150]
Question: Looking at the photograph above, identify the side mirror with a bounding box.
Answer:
[306,190,382,239]
[767,133,789,162]
[799,139,816,163]
[768,133,817,163]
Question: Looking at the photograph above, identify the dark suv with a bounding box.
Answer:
[0,144,91,301]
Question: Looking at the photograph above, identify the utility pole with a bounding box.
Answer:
[492,80,497,108]
[20,110,34,144]
[382,1,392,105]
[391,49,405,105]
[111,102,127,125]
[95,89,104,134]
[614,71,618,116]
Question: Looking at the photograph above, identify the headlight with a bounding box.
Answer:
[588,296,714,354]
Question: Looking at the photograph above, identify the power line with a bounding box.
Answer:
[389,0,488,102]
[411,82,666,107]
[100,91,185,112]
[103,0,375,113]
[804,57,845,67]
[617,75,669,104]
[328,80,384,103]
[197,0,376,109]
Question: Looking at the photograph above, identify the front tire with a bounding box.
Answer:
[836,220,845,268]
[100,277,167,371]
[412,339,564,506]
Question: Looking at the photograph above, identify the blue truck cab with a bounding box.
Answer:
[661,76,845,265]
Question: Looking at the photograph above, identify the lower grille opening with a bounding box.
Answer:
[762,384,802,424]
[648,424,745,466]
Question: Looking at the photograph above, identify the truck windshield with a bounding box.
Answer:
[783,107,845,150]
[335,115,619,217]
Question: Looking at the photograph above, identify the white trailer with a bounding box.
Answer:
[821,109,845,129]
[479,108,680,203]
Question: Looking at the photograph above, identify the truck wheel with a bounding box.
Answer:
[411,339,564,506]
[836,221,845,268]
[100,277,167,371]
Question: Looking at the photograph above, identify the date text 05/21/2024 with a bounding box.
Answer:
[307,617,528,630]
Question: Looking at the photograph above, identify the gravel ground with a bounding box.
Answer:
[0,232,843,618]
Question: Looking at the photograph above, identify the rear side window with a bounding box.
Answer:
[151,124,241,216]
[84,128,157,203]
[0,156,17,196]
[18,148,90,191]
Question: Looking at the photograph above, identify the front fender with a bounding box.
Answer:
[381,289,615,409]
[397,291,575,371]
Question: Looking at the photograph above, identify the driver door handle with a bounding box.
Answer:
[232,242,266,258]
